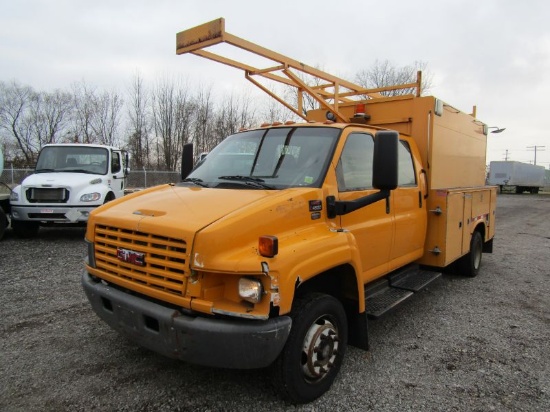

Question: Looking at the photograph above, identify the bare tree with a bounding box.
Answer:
[70,81,123,146]
[0,81,37,164]
[29,89,73,147]
[151,77,194,170]
[214,92,257,141]
[261,96,297,123]
[91,89,123,146]
[355,59,432,96]
[127,72,150,168]
[192,86,215,158]
[71,81,96,143]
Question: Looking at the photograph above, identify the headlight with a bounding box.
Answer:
[80,192,101,202]
[10,192,19,202]
[238,278,263,304]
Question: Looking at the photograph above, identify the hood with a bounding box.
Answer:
[90,184,276,239]
[19,172,106,203]
[22,172,104,188]
[90,184,325,246]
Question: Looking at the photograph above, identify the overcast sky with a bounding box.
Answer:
[1,0,549,167]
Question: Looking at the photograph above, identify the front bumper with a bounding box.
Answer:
[11,205,99,223]
[82,272,292,369]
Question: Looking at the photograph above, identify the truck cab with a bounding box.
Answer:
[10,143,128,237]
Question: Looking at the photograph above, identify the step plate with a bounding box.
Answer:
[390,270,441,292]
[366,288,413,318]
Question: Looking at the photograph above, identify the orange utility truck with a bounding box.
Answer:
[82,18,496,403]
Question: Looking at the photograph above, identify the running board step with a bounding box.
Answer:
[365,267,441,318]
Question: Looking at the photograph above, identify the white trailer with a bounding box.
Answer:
[488,161,545,194]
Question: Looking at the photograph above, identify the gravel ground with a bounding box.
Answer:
[1,194,549,411]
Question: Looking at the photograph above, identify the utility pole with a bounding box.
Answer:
[503,149,510,161]
[526,146,546,165]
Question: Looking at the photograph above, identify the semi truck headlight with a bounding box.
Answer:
[239,278,263,303]
[10,192,18,201]
[80,192,101,202]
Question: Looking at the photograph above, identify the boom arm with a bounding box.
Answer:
[176,18,421,122]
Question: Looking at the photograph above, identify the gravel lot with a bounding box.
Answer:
[1,194,549,411]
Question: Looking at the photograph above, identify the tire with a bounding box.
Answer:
[104,192,115,204]
[272,293,348,404]
[0,207,7,240]
[457,231,483,277]
[11,220,39,238]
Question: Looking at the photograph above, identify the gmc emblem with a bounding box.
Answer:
[117,248,145,266]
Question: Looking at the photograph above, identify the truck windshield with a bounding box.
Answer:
[35,146,109,175]
[185,127,340,189]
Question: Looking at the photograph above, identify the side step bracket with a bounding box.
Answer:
[365,266,441,318]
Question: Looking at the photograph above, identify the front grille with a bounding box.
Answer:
[28,213,67,219]
[26,187,69,203]
[94,225,188,296]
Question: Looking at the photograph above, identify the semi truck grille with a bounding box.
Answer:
[94,225,188,296]
[26,187,69,203]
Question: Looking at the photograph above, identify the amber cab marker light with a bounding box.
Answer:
[259,235,278,258]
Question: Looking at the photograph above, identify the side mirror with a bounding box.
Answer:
[326,130,399,218]
[372,130,398,191]
[181,143,194,180]
[124,152,130,177]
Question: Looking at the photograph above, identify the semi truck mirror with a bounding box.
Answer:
[373,131,398,191]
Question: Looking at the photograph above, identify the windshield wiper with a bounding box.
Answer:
[182,178,209,188]
[218,175,275,190]
[64,169,96,174]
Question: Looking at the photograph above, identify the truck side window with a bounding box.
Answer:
[398,140,417,186]
[111,153,121,173]
[336,133,374,192]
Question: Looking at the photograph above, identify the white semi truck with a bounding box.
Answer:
[488,161,545,194]
[9,143,128,237]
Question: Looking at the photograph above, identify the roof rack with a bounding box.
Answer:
[176,18,421,122]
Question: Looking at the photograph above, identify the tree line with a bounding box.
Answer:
[0,61,430,170]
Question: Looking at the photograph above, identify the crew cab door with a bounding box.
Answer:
[388,139,427,269]
[335,132,425,283]
[335,131,393,283]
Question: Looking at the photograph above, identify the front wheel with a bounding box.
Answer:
[272,293,348,404]
[11,220,39,238]
[0,207,8,240]
[457,231,483,277]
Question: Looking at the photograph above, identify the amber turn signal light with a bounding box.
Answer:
[259,235,278,258]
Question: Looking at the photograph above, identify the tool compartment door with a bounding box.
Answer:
[446,191,466,263]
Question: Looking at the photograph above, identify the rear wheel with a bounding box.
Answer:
[457,231,483,277]
[273,293,347,404]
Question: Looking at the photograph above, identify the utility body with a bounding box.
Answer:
[10,143,128,237]
[82,18,497,403]
[488,160,545,194]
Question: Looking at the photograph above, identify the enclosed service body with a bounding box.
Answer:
[82,18,497,403]
[488,160,545,194]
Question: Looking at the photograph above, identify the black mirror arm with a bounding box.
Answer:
[326,190,391,218]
